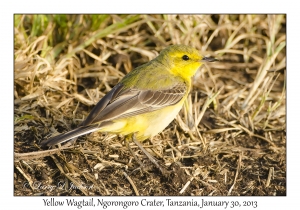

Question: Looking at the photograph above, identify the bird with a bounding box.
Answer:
[41,45,217,172]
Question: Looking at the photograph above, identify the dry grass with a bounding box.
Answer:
[14,14,286,196]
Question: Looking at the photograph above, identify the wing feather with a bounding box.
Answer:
[83,82,187,125]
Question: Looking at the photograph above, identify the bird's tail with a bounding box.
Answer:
[40,124,100,147]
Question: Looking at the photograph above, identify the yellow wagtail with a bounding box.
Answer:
[41,45,217,172]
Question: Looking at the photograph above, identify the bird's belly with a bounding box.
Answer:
[142,104,183,139]
[108,100,185,141]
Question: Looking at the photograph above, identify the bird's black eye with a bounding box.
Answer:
[182,55,189,61]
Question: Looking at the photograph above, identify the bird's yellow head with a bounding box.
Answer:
[158,45,205,81]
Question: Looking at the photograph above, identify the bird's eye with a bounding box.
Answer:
[182,55,189,61]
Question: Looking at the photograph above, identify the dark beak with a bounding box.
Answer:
[202,57,219,62]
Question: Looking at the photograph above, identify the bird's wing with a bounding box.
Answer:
[82,81,187,125]
[41,81,187,147]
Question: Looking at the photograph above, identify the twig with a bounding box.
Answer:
[123,171,139,196]
[228,152,242,195]
[16,166,33,190]
[14,145,75,161]
[265,167,274,187]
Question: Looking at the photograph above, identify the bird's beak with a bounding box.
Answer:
[201,57,219,62]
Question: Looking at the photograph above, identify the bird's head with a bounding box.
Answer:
[159,45,217,80]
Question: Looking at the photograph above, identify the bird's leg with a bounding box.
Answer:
[125,136,144,168]
[132,133,168,176]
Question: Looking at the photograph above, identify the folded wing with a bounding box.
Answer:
[82,81,187,125]
[41,80,187,146]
